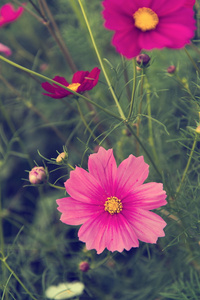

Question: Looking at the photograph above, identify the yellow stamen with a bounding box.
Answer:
[68,82,81,92]
[133,7,159,32]
[104,196,123,215]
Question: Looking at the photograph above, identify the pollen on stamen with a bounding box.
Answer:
[104,196,123,215]
[133,7,159,32]
[67,82,81,92]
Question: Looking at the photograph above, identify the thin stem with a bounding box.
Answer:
[0,55,122,121]
[126,123,162,179]
[76,100,100,143]
[145,76,158,164]
[39,0,77,73]
[78,0,126,120]
[127,58,137,120]
[184,47,200,74]
[136,69,144,155]
[47,182,66,190]
[0,258,38,300]
[176,134,198,195]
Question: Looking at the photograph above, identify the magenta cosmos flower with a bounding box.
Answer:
[41,67,101,99]
[57,147,167,254]
[102,0,196,59]
[0,3,24,27]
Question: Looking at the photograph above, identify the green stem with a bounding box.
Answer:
[126,124,162,179]
[76,100,100,143]
[176,134,198,195]
[184,47,200,74]
[0,55,121,121]
[145,76,158,164]
[0,258,38,300]
[136,69,144,155]
[47,182,66,190]
[78,0,126,120]
[127,58,137,120]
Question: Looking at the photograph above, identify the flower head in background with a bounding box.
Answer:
[57,147,167,254]
[102,0,196,59]
[0,43,12,56]
[0,3,24,27]
[41,67,101,99]
[45,282,85,299]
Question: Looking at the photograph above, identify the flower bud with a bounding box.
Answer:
[79,261,90,272]
[56,151,68,164]
[136,54,151,67]
[167,65,176,74]
[196,125,200,133]
[29,166,47,184]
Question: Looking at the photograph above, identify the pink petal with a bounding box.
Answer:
[0,43,12,56]
[79,67,101,92]
[0,4,24,26]
[114,155,149,199]
[78,212,139,254]
[123,182,167,210]
[65,167,105,204]
[124,208,167,243]
[88,147,117,196]
[72,71,89,84]
[57,197,103,225]
[53,76,69,86]
[112,29,142,58]
[151,0,186,16]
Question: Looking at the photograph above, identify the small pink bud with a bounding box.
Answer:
[79,261,90,272]
[29,166,47,184]
[167,65,176,74]
[136,54,151,67]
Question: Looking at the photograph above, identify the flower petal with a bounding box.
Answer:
[88,147,117,195]
[123,182,167,210]
[65,167,105,204]
[0,4,24,27]
[0,43,12,56]
[72,71,89,84]
[78,212,139,254]
[114,155,149,199]
[79,67,101,92]
[57,197,103,225]
[124,208,167,243]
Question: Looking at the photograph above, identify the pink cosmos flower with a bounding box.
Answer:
[41,67,101,99]
[102,0,196,59]
[185,0,195,7]
[0,3,24,27]
[0,43,12,56]
[57,147,167,254]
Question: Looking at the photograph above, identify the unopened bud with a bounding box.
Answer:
[29,166,47,184]
[136,54,151,67]
[167,65,176,74]
[56,152,68,164]
[79,261,90,272]
[196,125,200,133]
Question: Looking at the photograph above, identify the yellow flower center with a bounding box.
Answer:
[104,196,123,215]
[68,83,81,92]
[133,7,159,32]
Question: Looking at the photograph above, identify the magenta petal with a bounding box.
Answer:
[112,29,142,58]
[57,197,103,225]
[115,155,149,199]
[125,209,167,243]
[78,212,139,254]
[0,4,24,26]
[65,167,105,204]
[88,147,117,195]
[53,76,69,86]
[0,43,12,56]
[123,182,167,210]
[79,67,101,91]
[72,71,89,84]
